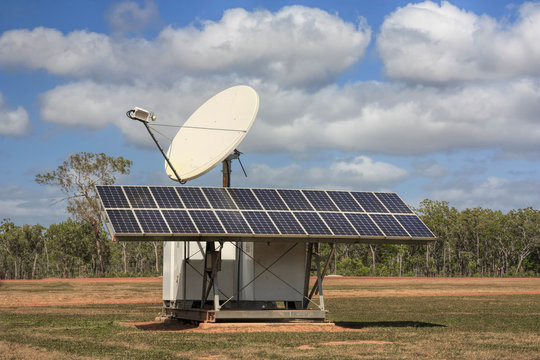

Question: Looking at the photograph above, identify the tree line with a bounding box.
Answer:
[324,200,539,277]
[1,202,538,279]
[0,152,538,279]
[0,218,162,279]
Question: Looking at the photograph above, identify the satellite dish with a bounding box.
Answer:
[165,85,259,182]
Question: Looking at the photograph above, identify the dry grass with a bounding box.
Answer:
[0,277,162,307]
[323,276,540,297]
[0,340,94,360]
[0,277,539,359]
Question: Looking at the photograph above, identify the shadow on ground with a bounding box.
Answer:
[335,321,446,329]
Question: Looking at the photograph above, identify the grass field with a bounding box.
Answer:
[0,277,539,359]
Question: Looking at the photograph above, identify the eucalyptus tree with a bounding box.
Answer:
[35,152,132,273]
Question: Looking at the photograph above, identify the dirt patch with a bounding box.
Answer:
[122,321,369,333]
[322,340,392,345]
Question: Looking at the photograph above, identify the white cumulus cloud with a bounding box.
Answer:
[39,77,540,158]
[428,176,540,211]
[247,155,408,189]
[378,1,540,83]
[0,6,371,87]
[0,93,29,136]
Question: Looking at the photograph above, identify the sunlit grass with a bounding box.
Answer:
[0,278,539,359]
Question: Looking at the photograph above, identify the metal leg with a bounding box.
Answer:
[308,243,334,300]
[200,242,211,308]
[201,241,223,310]
[303,243,314,309]
[314,245,325,311]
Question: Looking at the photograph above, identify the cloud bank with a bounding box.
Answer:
[378,1,540,83]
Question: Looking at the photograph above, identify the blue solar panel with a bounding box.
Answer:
[345,213,383,236]
[242,211,280,234]
[162,210,197,233]
[135,210,169,233]
[351,192,387,213]
[303,190,338,211]
[327,191,363,212]
[370,214,409,237]
[106,209,141,233]
[376,193,413,214]
[395,215,435,237]
[97,185,435,242]
[216,211,252,234]
[188,210,225,233]
[278,189,313,211]
[253,189,288,210]
[227,188,262,210]
[320,212,357,236]
[176,187,211,208]
[294,212,331,235]
[124,186,156,208]
[97,186,129,208]
[150,187,184,208]
[202,187,237,209]
[268,212,305,234]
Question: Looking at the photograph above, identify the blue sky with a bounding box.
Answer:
[1,0,539,226]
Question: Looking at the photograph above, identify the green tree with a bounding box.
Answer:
[0,219,23,279]
[22,224,46,279]
[45,219,95,277]
[507,208,540,274]
[35,152,132,273]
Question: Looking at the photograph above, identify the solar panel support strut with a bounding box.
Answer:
[200,241,223,310]
[303,243,334,310]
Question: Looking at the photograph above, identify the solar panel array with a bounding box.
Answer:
[96,185,435,242]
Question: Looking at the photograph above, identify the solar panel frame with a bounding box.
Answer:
[96,185,435,243]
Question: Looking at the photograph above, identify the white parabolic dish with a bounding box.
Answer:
[165,85,259,182]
